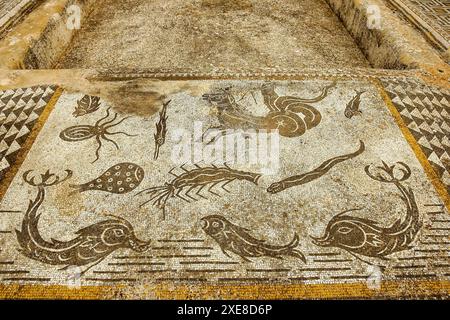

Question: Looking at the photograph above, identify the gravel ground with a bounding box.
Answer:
[56,0,370,70]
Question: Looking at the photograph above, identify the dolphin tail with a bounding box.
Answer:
[284,234,307,263]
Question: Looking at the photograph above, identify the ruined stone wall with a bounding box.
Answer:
[325,0,447,74]
[24,0,99,68]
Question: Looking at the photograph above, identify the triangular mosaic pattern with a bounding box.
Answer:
[382,78,450,194]
[0,85,57,181]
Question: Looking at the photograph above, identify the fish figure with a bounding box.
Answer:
[344,91,365,119]
[17,170,150,274]
[268,140,365,194]
[70,163,144,194]
[73,95,101,117]
[311,162,422,263]
[201,215,306,263]
[153,100,171,160]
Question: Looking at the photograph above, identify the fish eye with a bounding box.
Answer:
[113,229,125,237]
[212,222,220,228]
[337,227,352,234]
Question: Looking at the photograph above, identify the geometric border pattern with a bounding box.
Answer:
[0,85,57,181]
[381,77,450,195]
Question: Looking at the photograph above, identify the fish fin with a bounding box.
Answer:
[239,255,252,263]
[288,234,300,248]
[388,219,403,231]
[78,237,101,250]
[15,229,24,243]
[221,248,232,259]
[229,226,265,244]
[59,265,71,271]
[290,249,307,263]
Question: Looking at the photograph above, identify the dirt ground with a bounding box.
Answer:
[56,0,370,70]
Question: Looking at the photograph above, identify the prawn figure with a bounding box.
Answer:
[137,164,261,219]
[60,108,137,163]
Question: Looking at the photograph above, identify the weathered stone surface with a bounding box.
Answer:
[57,0,370,70]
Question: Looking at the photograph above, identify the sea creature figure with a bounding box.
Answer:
[201,215,306,263]
[60,107,137,163]
[311,162,422,264]
[268,140,365,194]
[202,82,336,143]
[16,170,150,275]
[70,163,144,195]
[73,95,101,117]
[137,164,261,219]
[344,91,365,119]
[153,100,171,160]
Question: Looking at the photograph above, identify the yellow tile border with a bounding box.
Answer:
[0,279,448,299]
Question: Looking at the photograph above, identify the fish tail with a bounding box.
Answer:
[284,234,306,263]
[318,140,365,172]
[17,186,47,250]
[289,249,307,263]
[287,233,300,248]
[396,183,421,225]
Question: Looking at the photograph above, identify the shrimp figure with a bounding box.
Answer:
[60,108,137,163]
[137,164,261,219]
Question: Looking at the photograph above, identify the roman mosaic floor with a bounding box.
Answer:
[0,74,448,299]
[0,0,449,300]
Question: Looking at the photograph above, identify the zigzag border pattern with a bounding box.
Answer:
[381,78,450,195]
[0,85,57,181]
